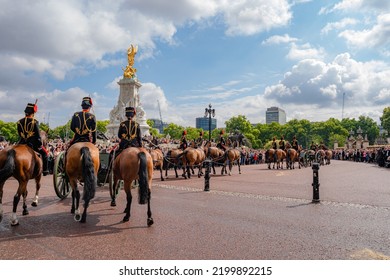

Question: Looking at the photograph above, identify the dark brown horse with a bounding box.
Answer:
[66,142,100,223]
[164,147,183,179]
[286,148,300,169]
[221,148,241,176]
[204,141,225,174]
[149,148,164,181]
[178,142,206,179]
[111,147,154,226]
[265,148,286,169]
[325,150,332,165]
[0,144,43,226]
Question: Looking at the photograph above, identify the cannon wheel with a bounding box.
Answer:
[53,151,71,199]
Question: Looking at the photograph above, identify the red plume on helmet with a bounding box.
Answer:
[182,130,187,136]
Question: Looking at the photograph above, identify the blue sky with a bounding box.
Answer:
[0,0,389,128]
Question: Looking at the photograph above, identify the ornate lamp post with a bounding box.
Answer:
[204,104,215,191]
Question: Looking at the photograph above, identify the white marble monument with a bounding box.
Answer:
[106,45,150,137]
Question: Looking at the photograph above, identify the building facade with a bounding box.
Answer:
[265,107,286,125]
[196,117,217,131]
[149,118,168,134]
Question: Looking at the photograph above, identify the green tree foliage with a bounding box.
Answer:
[96,120,109,133]
[225,115,252,134]
[163,123,185,139]
[0,121,18,143]
[146,119,160,137]
[380,107,390,135]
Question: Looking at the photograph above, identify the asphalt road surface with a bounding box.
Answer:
[0,160,389,260]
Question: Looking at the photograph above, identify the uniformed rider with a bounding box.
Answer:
[196,131,204,147]
[116,106,142,156]
[291,135,299,151]
[69,96,97,147]
[180,130,188,150]
[217,130,226,151]
[279,136,286,151]
[17,102,49,176]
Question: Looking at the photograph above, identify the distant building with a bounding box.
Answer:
[149,118,168,133]
[266,107,286,125]
[196,117,217,131]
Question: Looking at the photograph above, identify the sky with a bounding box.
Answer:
[0,0,389,129]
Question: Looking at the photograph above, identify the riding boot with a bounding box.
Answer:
[39,149,49,176]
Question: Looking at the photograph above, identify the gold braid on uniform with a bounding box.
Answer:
[74,112,96,135]
[18,117,36,140]
[121,120,138,140]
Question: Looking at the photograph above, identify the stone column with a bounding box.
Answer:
[106,77,150,138]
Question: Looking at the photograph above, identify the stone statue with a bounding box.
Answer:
[122,44,138,78]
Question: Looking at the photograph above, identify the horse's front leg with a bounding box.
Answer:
[0,182,4,223]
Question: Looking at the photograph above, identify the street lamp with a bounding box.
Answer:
[203,104,215,192]
[204,104,215,142]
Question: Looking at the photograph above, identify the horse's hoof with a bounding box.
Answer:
[79,218,86,223]
[31,202,38,207]
[11,220,19,226]
[22,210,29,216]
[147,218,154,227]
[161,178,165,181]
[74,214,81,222]
[123,216,130,222]
[110,201,116,207]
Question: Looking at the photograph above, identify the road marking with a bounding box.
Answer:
[154,183,390,211]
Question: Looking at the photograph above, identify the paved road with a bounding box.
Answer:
[0,160,389,260]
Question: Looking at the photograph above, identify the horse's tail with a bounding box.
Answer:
[0,149,16,181]
[138,151,149,205]
[80,147,96,201]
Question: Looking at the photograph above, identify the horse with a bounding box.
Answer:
[221,148,241,176]
[65,142,100,223]
[325,150,332,165]
[178,142,206,179]
[265,148,286,169]
[315,149,326,165]
[110,147,154,226]
[0,144,43,226]
[307,150,316,166]
[286,148,300,169]
[204,141,225,175]
[149,148,164,181]
[163,147,183,179]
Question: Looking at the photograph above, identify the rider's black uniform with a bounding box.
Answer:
[17,103,49,175]
[70,110,97,144]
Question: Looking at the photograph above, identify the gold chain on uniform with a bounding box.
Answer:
[121,120,137,140]
[74,112,96,135]
[18,116,36,139]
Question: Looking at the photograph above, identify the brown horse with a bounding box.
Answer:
[325,150,332,165]
[178,142,206,179]
[204,141,225,174]
[111,147,154,226]
[66,142,100,223]
[164,147,183,179]
[149,148,164,181]
[221,148,241,176]
[0,144,43,226]
[286,148,300,169]
[265,148,286,169]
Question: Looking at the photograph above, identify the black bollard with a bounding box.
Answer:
[204,159,211,191]
[312,162,320,203]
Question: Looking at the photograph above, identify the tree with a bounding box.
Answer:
[96,120,109,133]
[380,107,390,135]
[146,119,160,137]
[0,121,18,143]
[163,123,185,140]
[225,115,252,134]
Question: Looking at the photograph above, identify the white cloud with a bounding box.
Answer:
[286,43,326,60]
[339,13,390,51]
[321,18,359,35]
[262,34,298,45]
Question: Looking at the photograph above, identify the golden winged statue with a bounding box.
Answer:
[122,44,138,78]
